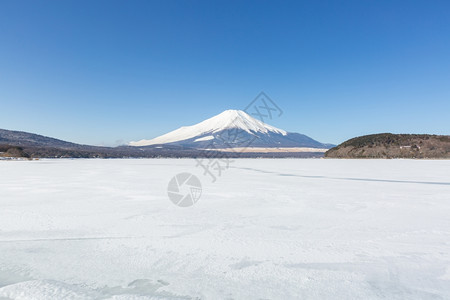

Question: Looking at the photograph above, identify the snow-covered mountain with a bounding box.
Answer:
[130,110,332,149]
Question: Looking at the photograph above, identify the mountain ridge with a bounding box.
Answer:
[0,127,326,159]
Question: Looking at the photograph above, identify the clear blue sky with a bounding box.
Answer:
[1,0,449,146]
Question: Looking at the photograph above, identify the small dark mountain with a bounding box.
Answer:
[325,133,450,159]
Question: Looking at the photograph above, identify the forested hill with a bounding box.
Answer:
[325,133,450,159]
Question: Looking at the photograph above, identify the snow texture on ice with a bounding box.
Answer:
[0,159,450,299]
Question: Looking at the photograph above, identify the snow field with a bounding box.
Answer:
[0,159,449,299]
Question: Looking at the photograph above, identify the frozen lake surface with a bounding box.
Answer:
[0,159,450,299]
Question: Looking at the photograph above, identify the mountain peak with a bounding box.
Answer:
[220,109,243,114]
[210,109,257,123]
[217,109,247,116]
[206,109,249,124]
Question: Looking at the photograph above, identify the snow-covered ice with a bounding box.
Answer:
[0,159,450,299]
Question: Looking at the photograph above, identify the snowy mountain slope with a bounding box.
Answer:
[130,110,286,146]
[130,110,332,149]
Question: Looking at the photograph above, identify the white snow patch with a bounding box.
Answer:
[193,135,214,142]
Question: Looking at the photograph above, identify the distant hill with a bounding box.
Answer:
[0,128,193,158]
[0,129,86,149]
[325,133,450,159]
